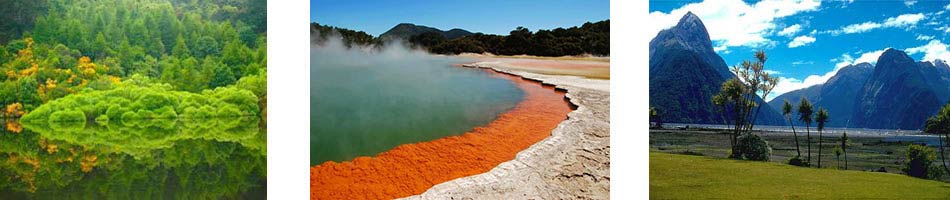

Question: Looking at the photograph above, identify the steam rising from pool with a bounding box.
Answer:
[311,34,525,165]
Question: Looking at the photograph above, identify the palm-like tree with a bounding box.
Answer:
[840,131,849,170]
[798,97,814,165]
[923,104,950,176]
[783,100,801,157]
[816,108,829,168]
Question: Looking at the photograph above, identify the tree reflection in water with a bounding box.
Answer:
[0,117,265,199]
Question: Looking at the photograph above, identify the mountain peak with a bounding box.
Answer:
[935,59,949,68]
[676,11,707,33]
[854,62,873,68]
[679,12,702,25]
[649,11,728,79]
[877,48,913,66]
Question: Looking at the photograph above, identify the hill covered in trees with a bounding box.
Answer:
[379,23,474,41]
[0,0,267,121]
[310,20,610,57]
[310,22,380,47]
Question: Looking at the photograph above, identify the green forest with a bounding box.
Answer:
[0,0,266,197]
[311,20,610,57]
[0,0,267,125]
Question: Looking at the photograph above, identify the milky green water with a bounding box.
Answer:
[311,46,524,165]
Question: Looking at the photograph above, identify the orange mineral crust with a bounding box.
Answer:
[310,69,572,200]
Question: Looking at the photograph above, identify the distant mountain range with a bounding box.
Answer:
[767,63,874,127]
[649,12,785,125]
[651,12,950,130]
[770,49,950,130]
[379,23,474,41]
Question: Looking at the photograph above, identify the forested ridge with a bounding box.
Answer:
[311,20,610,57]
[0,0,267,123]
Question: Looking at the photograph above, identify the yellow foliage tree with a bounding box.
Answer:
[4,103,25,117]
[5,120,22,133]
[37,79,58,103]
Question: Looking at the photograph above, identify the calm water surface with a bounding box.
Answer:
[311,46,524,165]
[0,117,266,199]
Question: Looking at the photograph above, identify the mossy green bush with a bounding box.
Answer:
[22,83,259,123]
[48,109,87,123]
[734,134,772,161]
[902,144,944,180]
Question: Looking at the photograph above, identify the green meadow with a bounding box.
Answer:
[650,152,950,199]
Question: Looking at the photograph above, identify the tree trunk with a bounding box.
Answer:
[843,145,848,170]
[749,103,764,134]
[806,125,811,166]
[941,133,950,176]
[818,130,823,168]
[788,117,801,157]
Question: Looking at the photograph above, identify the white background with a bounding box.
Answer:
[272,0,650,198]
[267,0,311,199]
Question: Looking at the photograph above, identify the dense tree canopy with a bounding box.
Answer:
[0,0,48,44]
[0,0,267,119]
[311,22,381,47]
[414,21,609,56]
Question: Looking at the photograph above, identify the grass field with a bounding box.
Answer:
[650,129,944,178]
[650,152,950,199]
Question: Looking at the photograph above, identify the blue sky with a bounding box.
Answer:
[311,0,609,36]
[650,0,950,101]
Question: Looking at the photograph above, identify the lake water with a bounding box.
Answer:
[663,123,945,146]
[663,123,925,136]
[0,117,266,199]
[310,46,524,165]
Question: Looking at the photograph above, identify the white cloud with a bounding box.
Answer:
[838,22,883,34]
[830,13,925,34]
[770,50,886,99]
[764,70,781,75]
[906,40,950,63]
[937,26,950,33]
[883,13,925,27]
[648,0,821,48]
[788,35,816,48]
[945,3,950,10]
[713,45,730,54]
[846,49,887,66]
[905,0,917,7]
[917,34,934,41]
[778,24,802,37]
[792,61,814,65]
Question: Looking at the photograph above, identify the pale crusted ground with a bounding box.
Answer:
[402,62,610,199]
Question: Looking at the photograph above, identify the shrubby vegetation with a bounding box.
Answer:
[311,20,609,57]
[21,76,260,123]
[902,144,944,180]
[734,134,771,161]
[0,0,266,117]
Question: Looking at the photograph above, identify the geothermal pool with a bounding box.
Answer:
[310,46,524,165]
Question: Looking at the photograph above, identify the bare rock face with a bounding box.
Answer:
[402,62,610,199]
